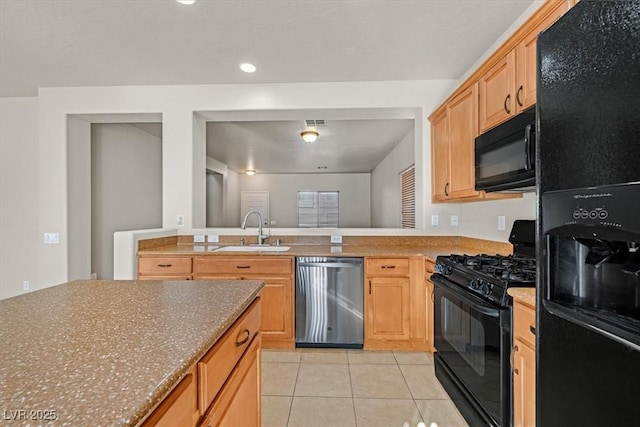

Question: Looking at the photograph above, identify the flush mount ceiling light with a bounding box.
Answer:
[240,63,257,73]
[176,0,197,5]
[245,169,255,176]
[301,129,319,143]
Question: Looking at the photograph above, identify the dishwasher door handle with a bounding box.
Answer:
[298,262,362,268]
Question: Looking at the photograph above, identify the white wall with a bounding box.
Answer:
[29,80,458,289]
[237,173,371,228]
[459,193,536,241]
[0,98,39,299]
[371,129,415,228]
[206,172,224,227]
[91,123,163,279]
[67,116,92,281]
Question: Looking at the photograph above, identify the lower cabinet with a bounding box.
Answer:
[142,298,261,427]
[425,258,436,353]
[512,299,536,427]
[192,256,295,349]
[364,257,427,350]
[201,337,261,427]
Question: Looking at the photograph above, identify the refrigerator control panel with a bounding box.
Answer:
[542,182,640,235]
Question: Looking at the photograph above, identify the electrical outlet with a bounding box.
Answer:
[176,215,185,227]
[207,235,219,243]
[431,215,439,226]
[498,216,506,231]
[193,234,205,243]
[330,235,343,244]
[270,220,277,226]
[22,280,30,291]
[44,232,59,244]
[90,273,97,280]
[450,215,459,227]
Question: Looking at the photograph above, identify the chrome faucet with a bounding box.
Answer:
[241,211,269,245]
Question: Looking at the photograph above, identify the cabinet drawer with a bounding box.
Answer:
[366,258,410,276]
[513,301,536,348]
[193,257,293,276]
[141,367,197,427]
[138,257,192,275]
[198,298,261,414]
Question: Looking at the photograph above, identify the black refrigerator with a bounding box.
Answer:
[536,1,640,426]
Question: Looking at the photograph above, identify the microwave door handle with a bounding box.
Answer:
[524,124,533,171]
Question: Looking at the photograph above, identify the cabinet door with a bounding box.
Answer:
[366,277,411,341]
[430,109,450,202]
[513,338,536,427]
[447,83,480,199]
[516,0,573,112]
[203,337,261,427]
[260,277,294,342]
[425,279,435,353]
[479,51,516,132]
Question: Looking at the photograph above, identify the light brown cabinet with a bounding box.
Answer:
[479,51,516,132]
[141,367,199,427]
[425,258,436,353]
[201,332,261,427]
[430,84,480,201]
[512,299,536,427]
[479,0,574,132]
[192,256,295,349]
[364,257,427,350]
[142,298,261,427]
[138,256,192,280]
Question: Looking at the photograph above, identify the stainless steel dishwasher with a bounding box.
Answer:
[295,257,364,348]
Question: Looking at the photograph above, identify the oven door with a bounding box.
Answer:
[432,274,510,426]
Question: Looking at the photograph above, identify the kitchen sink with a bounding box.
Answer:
[211,245,291,252]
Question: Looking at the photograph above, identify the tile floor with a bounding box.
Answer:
[261,349,468,427]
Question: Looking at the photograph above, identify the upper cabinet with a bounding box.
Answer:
[479,0,574,133]
[429,0,575,202]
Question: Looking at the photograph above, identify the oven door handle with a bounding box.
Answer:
[432,274,501,317]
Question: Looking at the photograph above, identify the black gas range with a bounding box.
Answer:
[435,253,536,307]
[432,220,536,427]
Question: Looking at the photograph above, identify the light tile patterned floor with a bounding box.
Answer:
[261,349,468,427]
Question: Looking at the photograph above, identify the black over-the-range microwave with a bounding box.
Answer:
[475,106,536,192]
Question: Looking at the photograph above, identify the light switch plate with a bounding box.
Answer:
[498,216,506,231]
[193,234,205,243]
[431,215,439,226]
[176,215,185,227]
[44,232,59,244]
[330,235,342,244]
[450,215,459,227]
[207,234,219,243]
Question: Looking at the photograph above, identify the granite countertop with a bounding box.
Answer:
[138,243,495,262]
[508,287,536,308]
[0,279,263,426]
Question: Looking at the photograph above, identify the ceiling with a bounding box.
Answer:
[1,0,536,174]
[207,118,414,174]
[0,0,535,97]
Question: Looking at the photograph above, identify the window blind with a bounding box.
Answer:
[401,166,415,229]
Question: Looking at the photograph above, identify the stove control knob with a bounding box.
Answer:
[470,279,480,290]
[436,264,452,275]
[480,284,491,295]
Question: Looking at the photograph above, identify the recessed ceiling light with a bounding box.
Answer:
[240,63,257,73]
[245,169,256,176]
[176,0,197,5]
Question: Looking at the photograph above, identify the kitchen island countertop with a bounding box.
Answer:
[0,279,263,426]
